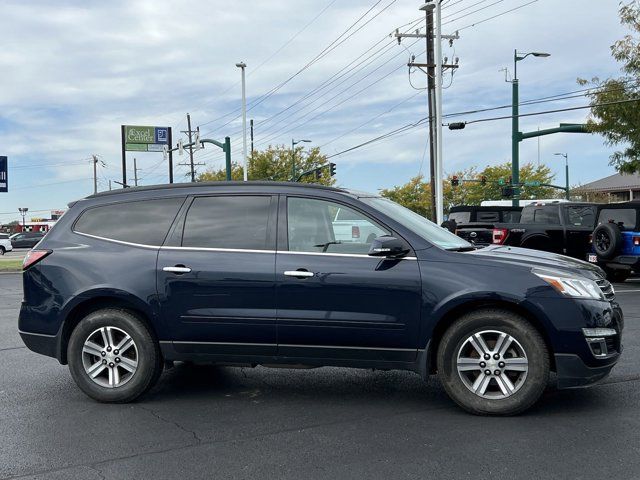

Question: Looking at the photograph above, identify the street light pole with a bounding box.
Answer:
[236,62,248,182]
[291,139,312,181]
[554,152,569,199]
[511,50,550,207]
[18,208,28,230]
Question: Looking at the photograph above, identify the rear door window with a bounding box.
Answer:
[182,196,273,250]
[597,208,637,230]
[74,197,184,245]
[521,207,560,224]
[502,211,521,223]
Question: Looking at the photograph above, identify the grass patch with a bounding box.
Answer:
[0,258,22,272]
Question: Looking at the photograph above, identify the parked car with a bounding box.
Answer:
[492,202,597,259]
[445,206,522,246]
[19,182,622,415]
[10,231,46,248]
[332,206,383,244]
[0,235,12,255]
[588,201,640,282]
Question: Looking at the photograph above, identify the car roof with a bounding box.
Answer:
[76,181,378,206]
[449,205,522,212]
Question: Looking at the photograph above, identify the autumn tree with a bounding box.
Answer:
[197,145,335,186]
[579,0,640,174]
[380,162,558,219]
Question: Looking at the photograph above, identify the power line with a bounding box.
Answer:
[454,0,539,30]
[450,97,640,125]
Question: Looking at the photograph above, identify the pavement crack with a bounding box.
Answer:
[0,346,26,353]
[88,465,107,480]
[137,405,202,444]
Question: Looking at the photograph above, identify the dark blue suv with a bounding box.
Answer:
[19,182,623,415]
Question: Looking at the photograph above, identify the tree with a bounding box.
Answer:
[579,1,640,174]
[380,162,558,219]
[197,145,335,186]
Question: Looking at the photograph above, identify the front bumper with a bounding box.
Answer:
[555,353,617,388]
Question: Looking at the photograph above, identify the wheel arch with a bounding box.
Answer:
[426,299,556,375]
[58,293,158,364]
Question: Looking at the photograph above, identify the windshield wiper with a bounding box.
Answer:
[445,246,477,252]
[314,241,342,252]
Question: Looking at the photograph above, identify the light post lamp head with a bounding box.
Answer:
[235,62,246,69]
[513,51,550,80]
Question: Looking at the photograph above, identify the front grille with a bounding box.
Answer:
[596,278,615,302]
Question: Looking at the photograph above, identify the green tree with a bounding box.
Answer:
[380,162,558,219]
[579,0,640,174]
[197,145,335,186]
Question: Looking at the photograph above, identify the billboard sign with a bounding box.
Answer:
[124,126,169,152]
[0,156,7,193]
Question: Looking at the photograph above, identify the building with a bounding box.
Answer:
[575,172,640,203]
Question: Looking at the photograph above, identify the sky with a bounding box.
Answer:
[0,0,628,223]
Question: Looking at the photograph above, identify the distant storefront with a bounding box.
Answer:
[575,172,640,202]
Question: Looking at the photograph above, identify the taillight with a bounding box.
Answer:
[634,236,640,247]
[23,249,52,270]
[352,226,360,239]
[492,228,508,245]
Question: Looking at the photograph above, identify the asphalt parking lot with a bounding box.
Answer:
[1,273,639,480]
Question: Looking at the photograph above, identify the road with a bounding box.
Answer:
[1,273,639,480]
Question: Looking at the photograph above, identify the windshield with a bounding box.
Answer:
[362,197,472,250]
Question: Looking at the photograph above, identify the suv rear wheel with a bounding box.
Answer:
[68,308,162,403]
[437,309,549,415]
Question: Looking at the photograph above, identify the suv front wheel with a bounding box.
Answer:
[68,308,163,403]
[437,309,549,415]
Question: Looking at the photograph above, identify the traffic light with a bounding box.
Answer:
[451,175,459,187]
[501,187,514,198]
[480,175,487,186]
[329,162,336,177]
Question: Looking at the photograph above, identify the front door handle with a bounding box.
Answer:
[284,270,314,278]
[163,265,192,274]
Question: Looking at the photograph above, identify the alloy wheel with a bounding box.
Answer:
[456,330,528,399]
[81,326,138,388]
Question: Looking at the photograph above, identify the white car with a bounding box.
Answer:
[0,234,13,255]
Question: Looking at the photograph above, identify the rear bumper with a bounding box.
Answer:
[555,353,618,388]
[19,330,59,359]
[601,255,640,270]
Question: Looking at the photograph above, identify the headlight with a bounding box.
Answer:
[533,269,604,300]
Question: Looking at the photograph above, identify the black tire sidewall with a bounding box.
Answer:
[437,310,549,415]
[68,309,161,403]
[594,224,621,259]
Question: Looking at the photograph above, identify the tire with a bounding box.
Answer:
[593,223,622,260]
[605,267,631,283]
[437,309,549,416]
[68,308,163,403]
[0,246,4,255]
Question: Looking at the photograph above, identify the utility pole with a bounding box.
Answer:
[434,0,444,225]
[92,155,98,195]
[186,113,195,182]
[109,180,112,191]
[250,119,254,156]
[396,1,458,223]
[133,157,139,187]
[236,62,248,181]
[554,152,570,200]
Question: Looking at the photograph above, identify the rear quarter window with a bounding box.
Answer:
[521,206,560,224]
[597,208,637,230]
[74,197,185,245]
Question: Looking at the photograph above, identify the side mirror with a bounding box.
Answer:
[368,235,410,258]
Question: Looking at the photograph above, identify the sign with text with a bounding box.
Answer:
[124,125,169,152]
[0,156,7,193]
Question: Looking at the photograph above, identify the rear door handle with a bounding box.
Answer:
[284,270,314,278]
[163,265,192,274]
